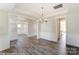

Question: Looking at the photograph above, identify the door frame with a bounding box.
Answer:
[56,16,65,41]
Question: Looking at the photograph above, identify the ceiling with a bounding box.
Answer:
[15,3,66,19]
[0,3,16,11]
[0,3,79,20]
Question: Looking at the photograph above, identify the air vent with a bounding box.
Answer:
[53,4,63,9]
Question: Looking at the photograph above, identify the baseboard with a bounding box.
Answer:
[66,33,79,47]
[28,35,57,43]
[0,35,10,51]
[28,34,37,37]
[39,38,57,43]
[1,48,11,53]
[28,35,37,38]
[39,32,57,42]
[66,44,79,48]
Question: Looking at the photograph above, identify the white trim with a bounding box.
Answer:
[67,33,79,47]
[0,35,10,51]
[28,33,37,37]
[39,32,57,42]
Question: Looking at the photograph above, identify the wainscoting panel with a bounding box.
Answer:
[0,35,10,51]
[40,32,57,42]
[66,33,79,47]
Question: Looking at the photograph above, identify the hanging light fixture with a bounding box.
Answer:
[38,6,48,23]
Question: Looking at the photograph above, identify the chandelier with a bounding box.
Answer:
[38,7,48,23]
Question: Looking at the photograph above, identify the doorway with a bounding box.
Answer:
[17,22,28,35]
[56,16,66,41]
[56,16,66,54]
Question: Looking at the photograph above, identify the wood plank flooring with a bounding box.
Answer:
[0,36,66,55]
[66,45,79,55]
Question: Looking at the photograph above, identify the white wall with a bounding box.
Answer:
[8,15,17,41]
[38,17,57,42]
[28,20,37,37]
[8,13,30,40]
[0,11,9,51]
[66,11,79,47]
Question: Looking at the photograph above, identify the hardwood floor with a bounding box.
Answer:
[0,36,66,55]
[66,45,79,55]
